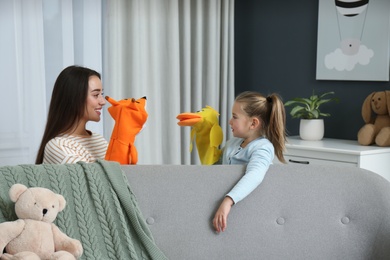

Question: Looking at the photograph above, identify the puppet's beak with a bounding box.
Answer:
[176,113,202,126]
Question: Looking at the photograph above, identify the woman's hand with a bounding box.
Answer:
[213,196,234,233]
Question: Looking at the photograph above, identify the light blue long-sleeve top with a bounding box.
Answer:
[222,136,274,204]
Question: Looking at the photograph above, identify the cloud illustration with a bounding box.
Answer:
[324,45,374,71]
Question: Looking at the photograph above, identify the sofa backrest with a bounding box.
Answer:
[124,164,390,260]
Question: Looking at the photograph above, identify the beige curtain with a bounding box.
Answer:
[103,0,235,164]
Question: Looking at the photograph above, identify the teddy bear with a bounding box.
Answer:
[357,90,390,147]
[0,184,83,260]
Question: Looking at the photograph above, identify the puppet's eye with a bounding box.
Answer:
[378,98,381,101]
[52,205,55,208]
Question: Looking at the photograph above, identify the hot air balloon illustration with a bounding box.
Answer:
[335,0,369,17]
[334,0,370,55]
[316,0,388,80]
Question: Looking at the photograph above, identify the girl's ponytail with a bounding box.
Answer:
[266,94,287,163]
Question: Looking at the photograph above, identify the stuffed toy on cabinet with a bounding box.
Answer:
[357,91,390,146]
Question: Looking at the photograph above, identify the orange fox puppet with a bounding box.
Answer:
[105,96,148,164]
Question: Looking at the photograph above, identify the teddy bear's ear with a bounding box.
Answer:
[386,90,390,116]
[9,184,28,202]
[57,194,66,212]
[362,92,375,123]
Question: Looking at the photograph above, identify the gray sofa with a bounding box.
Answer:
[124,164,390,260]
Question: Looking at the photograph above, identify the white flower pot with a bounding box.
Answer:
[299,119,324,141]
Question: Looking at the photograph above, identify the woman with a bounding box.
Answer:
[35,65,108,164]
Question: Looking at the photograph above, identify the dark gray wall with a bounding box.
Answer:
[235,0,389,140]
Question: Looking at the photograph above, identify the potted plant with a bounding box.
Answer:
[284,91,339,141]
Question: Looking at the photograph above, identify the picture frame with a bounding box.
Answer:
[316,0,390,81]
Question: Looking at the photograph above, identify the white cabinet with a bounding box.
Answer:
[276,136,390,182]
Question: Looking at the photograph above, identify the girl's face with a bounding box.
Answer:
[84,76,105,122]
[229,101,253,138]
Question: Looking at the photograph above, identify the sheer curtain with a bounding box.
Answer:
[103,0,235,164]
[0,0,104,166]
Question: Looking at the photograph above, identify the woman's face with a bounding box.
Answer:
[84,75,105,122]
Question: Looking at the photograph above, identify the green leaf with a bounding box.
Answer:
[310,110,319,119]
[290,106,305,117]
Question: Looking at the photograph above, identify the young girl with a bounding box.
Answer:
[35,65,108,164]
[213,91,286,233]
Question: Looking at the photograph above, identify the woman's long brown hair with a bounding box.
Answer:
[35,65,101,164]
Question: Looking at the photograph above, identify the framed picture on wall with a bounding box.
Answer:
[316,0,390,81]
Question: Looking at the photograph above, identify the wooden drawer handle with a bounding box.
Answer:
[289,159,309,164]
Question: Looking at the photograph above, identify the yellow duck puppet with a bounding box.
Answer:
[176,106,223,165]
[105,96,148,165]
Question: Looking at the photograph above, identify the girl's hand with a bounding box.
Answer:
[213,196,234,233]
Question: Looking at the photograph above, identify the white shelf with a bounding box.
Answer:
[286,136,390,155]
[276,136,390,182]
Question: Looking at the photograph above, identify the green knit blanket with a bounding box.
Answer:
[0,160,167,260]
